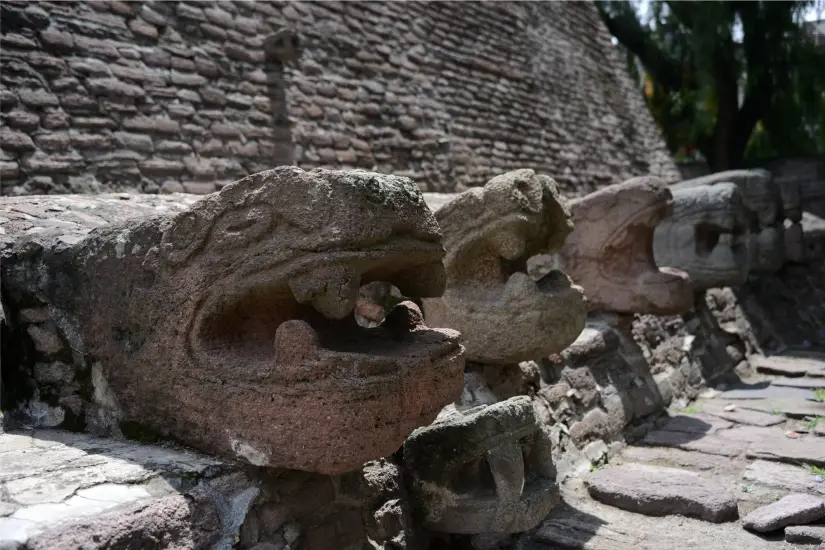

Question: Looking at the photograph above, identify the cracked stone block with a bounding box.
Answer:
[0,430,257,549]
[0,167,465,474]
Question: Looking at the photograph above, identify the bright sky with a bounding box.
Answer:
[631,0,824,42]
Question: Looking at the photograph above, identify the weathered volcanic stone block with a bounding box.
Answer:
[785,524,825,544]
[545,176,693,315]
[654,182,750,290]
[672,169,785,272]
[584,463,739,523]
[403,396,560,535]
[421,169,586,364]
[742,493,825,532]
[0,167,465,475]
[673,169,780,228]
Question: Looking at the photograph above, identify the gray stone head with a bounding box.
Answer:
[653,182,750,290]
[421,169,587,365]
[403,396,559,535]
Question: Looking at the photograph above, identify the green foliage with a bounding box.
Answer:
[597,0,825,171]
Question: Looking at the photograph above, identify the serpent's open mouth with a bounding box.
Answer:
[601,203,688,289]
[192,245,462,383]
[423,215,585,364]
[695,218,748,259]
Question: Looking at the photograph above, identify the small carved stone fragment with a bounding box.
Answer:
[546,176,693,315]
[421,169,587,364]
[653,182,750,290]
[403,396,559,535]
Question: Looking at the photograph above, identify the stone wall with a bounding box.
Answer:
[0,0,679,197]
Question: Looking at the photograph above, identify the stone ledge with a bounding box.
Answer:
[0,430,255,549]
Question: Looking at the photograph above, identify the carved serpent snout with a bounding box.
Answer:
[422,170,587,364]
[653,182,751,290]
[553,176,694,315]
[68,167,467,474]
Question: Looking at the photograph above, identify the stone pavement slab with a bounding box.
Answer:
[524,479,800,550]
[583,464,738,523]
[751,355,825,377]
[717,385,819,401]
[785,524,825,544]
[742,460,825,497]
[741,493,825,532]
[771,378,825,389]
[0,430,254,548]
[642,429,748,457]
[697,400,787,426]
[747,437,825,468]
[731,398,825,419]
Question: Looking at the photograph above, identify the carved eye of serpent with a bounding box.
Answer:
[160,211,209,265]
[210,204,274,250]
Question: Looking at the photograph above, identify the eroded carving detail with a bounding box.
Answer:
[421,169,587,364]
[403,396,559,535]
[672,169,785,272]
[543,176,693,315]
[1,167,466,475]
[653,182,751,290]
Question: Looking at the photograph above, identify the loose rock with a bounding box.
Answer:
[584,464,739,523]
[741,493,825,533]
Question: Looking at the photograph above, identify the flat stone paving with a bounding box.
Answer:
[524,351,825,549]
[0,429,250,549]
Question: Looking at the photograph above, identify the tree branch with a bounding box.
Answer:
[595,1,684,90]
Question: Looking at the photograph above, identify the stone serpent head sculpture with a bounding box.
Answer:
[653,182,751,290]
[1,167,466,474]
[538,176,694,315]
[421,169,587,364]
[403,396,558,535]
[672,169,784,273]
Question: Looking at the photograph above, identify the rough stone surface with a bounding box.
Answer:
[403,396,560,535]
[0,430,419,550]
[0,167,466,474]
[752,355,825,378]
[672,169,785,272]
[544,176,694,315]
[583,463,739,523]
[746,437,825,468]
[421,170,587,364]
[0,429,241,548]
[785,524,825,544]
[0,1,679,197]
[741,493,825,533]
[653,182,750,290]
